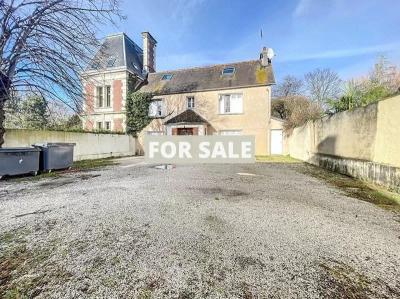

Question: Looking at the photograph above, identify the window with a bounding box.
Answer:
[187,96,195,109]
[149,100,164,117]
[105,121,111,130]
[219,130,242,136]
[222,67,235,76]
[219,94,243,114]
[105,86,111,107]
[161,74,173,80]
[107,57,116,67]
[96,122,103,130]
[96,86,104,107]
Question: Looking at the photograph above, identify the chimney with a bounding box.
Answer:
[142,32,157,73]
[260,47,274,67]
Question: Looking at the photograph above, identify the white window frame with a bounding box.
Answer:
[149,99,165,118]
[187,96,195,109]
[222,67,235,76]
[219,130,242,136]
[219,93,243,114]
[105,121,111,131]
[96,121,103,130]
[96,86,104,108]
[147,131,164,136]
[105,85,111,108]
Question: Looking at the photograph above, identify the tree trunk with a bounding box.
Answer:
[0,73,11,148]
[0,98,5,148]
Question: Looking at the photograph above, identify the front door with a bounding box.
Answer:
[177,128,194,135]
[271,129,283,154]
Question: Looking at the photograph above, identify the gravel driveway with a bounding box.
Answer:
[1,159,399,298]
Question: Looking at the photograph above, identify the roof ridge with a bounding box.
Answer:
[153,59,262,74]
[104,32,143,51]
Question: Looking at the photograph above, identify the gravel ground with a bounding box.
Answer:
[0,159,399,298]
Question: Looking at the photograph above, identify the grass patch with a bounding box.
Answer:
[318,261,373,298]
[256,155,301,163]
[300,164,400,211]
[3,157,117,182]
[0,228,71,298]
[71,157,117,171]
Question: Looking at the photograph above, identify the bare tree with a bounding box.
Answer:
[282,95,322,132]
[304,68,342,105]
[0,0,122,146]
[273,75,304,98]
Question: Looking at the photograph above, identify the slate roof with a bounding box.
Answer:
[140,60,275,95]
[86,33,144,78]
[164,109,209,124]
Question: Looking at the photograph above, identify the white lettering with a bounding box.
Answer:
[161,141,176,159]
[179,142,192,158]
[149,141,159,158]
[241,141,252,158]
[228,142,239,158]
[199,142,210,158]
[211,142,227,158]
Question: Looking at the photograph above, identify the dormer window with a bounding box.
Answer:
[107,57,116,67]
[162,74,173,80]
[222,67,235,76]
[91,61,100,69]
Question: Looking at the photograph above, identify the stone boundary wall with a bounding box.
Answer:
[4,129,136,161]
[288,95,400,192]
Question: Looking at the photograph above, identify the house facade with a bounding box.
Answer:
[82,32,281,156]
[81,32,156,131]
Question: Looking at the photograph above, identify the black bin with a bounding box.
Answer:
[34,143,76,172]
[0,147,40,177]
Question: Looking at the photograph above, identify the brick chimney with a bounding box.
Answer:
[142,32,157,73]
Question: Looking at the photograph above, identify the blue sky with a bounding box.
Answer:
[107,0,400,82]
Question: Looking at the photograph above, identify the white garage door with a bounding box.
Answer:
[271,130,283,155]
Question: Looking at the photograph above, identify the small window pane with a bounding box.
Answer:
[149,100,164,117]
[106,86,111,107]
[105,121,111,130]
[162,74,173,80]
[107,57,116,67]
[222,67,235,75]
[96,87,103,107]
[187,96,195,109]
[219,94,242,114]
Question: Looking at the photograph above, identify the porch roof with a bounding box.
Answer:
[164,109,209,125]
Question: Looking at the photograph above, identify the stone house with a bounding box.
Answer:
[82,32,284,155]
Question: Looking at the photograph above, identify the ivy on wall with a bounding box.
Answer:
[126,91,153,136]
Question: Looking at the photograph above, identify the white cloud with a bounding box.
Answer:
[280,42,400,62]
[293,0,314,17]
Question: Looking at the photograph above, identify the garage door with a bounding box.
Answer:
[271,130,283,155]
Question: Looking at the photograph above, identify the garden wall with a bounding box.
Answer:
[288,95,400,192]
[4,129,136,161]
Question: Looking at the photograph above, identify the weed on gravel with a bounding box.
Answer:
[318,260,400,298]
[298,164,400,212]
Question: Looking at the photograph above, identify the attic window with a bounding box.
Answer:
[162,74,173,80]
[222,67,235,76]
[107,57,116,67]
[132,63,139,70]
[91,61,100,69]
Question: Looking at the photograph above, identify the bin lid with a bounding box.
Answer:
[0,147,40,152]
[33,142,76,147]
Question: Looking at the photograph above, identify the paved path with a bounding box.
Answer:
[0,161,399,298]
